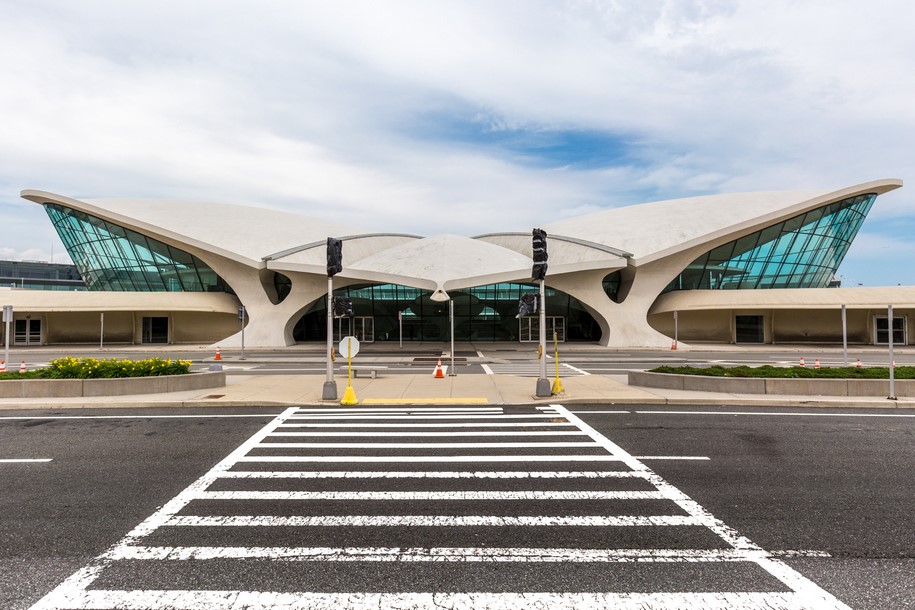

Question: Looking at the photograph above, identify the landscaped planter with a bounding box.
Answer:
[0,371,225,399]
[628,371,912,397]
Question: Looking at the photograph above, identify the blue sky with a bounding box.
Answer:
[0,0,913,286]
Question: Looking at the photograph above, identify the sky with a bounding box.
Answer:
[0,0,913,286]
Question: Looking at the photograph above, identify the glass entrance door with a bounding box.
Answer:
[333,317,375,343]
[735,315,764,343]
[142,316,169,344]
[519,317,565,342]
[13,318,41,345]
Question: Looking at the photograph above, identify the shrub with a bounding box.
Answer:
[0,357,192,380]
[649,364,915,379]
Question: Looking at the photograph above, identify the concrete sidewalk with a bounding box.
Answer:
[1,372,914,410]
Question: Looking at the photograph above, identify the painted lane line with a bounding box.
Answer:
[253,441,599,449]
[561,362,591,375]
[27,406,303,610]
[45,589,814,609]
[165,515,704,527]
[113,545,778,562]
[193,490,667,501]
[0,458,52,463]
[0,414,279,420]
[632,456,711,461]
[548,403,852,610]
[295,407,503,415]
[236,454,626,463]
[569,410,630,414]
[481,363,494,375]
[216,470,651,479]
[284,414,565,420]
[361,398,491,405]
[277,421,578,428]
[266,431,590,437]
[633,410,915,418]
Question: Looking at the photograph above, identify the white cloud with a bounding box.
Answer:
[0,0,911,283]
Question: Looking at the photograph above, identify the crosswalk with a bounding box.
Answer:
[484,361,589,376]
[30,405,850,610]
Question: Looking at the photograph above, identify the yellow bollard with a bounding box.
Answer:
[340,337,358,405]
[551,331,564,395]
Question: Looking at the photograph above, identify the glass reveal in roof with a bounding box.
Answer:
[664,193,876,292]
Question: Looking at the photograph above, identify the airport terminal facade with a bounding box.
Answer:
[2,179,911,348]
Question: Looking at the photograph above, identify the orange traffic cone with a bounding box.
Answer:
[19,361,26,373]
[670,340,677,351]
[799,357,805,367]
[0,360,5,372]
[433,358,445,379]
[856,358,862,369]
[814,358,820,369]
[214,347,222,361]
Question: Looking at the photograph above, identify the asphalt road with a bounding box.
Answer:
[1,405,912,609]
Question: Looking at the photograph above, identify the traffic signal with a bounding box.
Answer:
[516,293,538,318]
[532,228,548,281]
[332,296,354,318]
[327,237,343,277]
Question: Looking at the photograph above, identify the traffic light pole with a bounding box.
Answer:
[535,278,551,397]
[322,276,337,400]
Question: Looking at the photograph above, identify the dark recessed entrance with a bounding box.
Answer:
[735,315,764,343]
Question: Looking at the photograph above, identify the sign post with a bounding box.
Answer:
[339,335,360,405]
[2,305,11,366]
[100,312,105,350]
[888,305,896,400]
[238,306,247,360]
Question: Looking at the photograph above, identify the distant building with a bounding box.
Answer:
[0,259,85,291]
[2,179,911,347]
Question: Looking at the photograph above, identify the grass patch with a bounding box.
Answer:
[649,365,915,379]
[0,357,192,380]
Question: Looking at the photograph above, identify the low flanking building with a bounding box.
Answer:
[1,179,908,348]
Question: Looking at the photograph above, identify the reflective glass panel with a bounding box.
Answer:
[663,194,876,292]
[44,204,232,293]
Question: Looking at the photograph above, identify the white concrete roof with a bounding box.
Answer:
[545,179,902,265]
[21,191,368,266]
[0,287,239,313]
[650,286,915,314]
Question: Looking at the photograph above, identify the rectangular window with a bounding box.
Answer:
[735,315,764,343]
[875,316,906,345]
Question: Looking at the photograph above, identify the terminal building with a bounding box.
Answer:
[1,178,911,348]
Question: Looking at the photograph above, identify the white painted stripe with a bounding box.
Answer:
[569,410,630,414]
[254,441,598,449]
[633,410,915,418]
[166,515,703,527]
[277,422,577,428]
[266,431,589,437]
[0,414,279,420]
[0,458,52,463]
[194,490,666,501]
[113,545,769,562]
[27,407,303,610]
[633,456,711,461]
[292,408,502,413]
[561,362,591,375]
[547,404,853,610]
[285,414,563,420]
[48,590,821,610]
[237,454,625,463]
[217,470,650,479]
[481,363,494,375]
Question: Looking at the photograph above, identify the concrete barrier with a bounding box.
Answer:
[629,371,914,397]
[0,371,225,399]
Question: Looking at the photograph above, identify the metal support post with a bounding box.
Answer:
[449,299,457,376]
[100,312,104,350]
[535,279,551,397]
[841,304,848,366]
[240,306,247,361]
[888,304,896,400]
[322,277,337,400]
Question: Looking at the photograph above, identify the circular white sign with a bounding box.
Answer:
[339,336,360,358]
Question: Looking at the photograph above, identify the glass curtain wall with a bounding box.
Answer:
[44,204,232,293]
[664,194,876,292]
[295,282,600,342]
